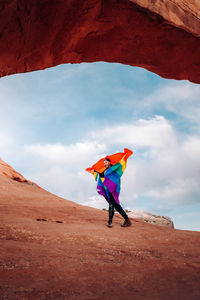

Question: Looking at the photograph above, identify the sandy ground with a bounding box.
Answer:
[0,172,200,300]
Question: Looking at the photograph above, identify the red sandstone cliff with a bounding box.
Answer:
[131,0,200,37]
[0,158,200,299]
[0,0,200,83]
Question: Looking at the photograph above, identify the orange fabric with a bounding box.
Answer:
[86,148,133,173]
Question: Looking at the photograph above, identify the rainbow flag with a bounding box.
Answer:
[86,148,133,204]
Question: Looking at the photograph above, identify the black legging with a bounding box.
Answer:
[108,191,128,222]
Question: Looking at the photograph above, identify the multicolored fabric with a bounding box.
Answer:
[86,148,133,204]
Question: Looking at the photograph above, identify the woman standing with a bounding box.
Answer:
[86,148,133,228]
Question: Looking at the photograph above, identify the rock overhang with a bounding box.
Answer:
[0,0,199,83]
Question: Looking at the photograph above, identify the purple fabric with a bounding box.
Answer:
[97,185,109,203]
[103,177,120,204]
[103,177,117,193]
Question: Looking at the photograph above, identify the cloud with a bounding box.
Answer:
[81,195,107,210]
[23,141,108,203]
[12,114,199,216]
[142,81,200,127]
[26,141,107,168]
[89,115,177,149]
[115,80,200,135]
[86,116,200,208]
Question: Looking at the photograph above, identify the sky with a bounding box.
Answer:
[0,62,200,231]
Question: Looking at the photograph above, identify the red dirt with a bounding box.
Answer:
[0,160,200,299]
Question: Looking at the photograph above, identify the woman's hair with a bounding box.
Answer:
[104,158,111,162]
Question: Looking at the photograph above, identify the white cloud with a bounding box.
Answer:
[89,115,177,149]
[143,81,200,126]
[23,141,107,203]
[86,116,200,208]
[14,115,199,213]
[81,195,107,210]
[26,141,107,168]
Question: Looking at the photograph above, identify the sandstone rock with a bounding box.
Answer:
[0,157,29,183]
[0,0,199,83]
[127,210,174,228]
[131,0,200,37]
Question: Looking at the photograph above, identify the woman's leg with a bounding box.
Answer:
[107,192,131,227]
[108,192,128,220]
[108,202,115,224]
[114,203,128,220]
[113,201,132,227]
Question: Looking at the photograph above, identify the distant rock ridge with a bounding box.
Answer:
[126,210,174,228]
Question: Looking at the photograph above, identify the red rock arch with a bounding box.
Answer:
[0,0,200,83]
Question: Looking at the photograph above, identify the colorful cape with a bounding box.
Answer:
[86,148,133,204]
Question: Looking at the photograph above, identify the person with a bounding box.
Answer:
[101,158,132,228]
[86,148,133,228]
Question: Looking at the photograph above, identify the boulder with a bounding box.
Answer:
[127,210,174,228]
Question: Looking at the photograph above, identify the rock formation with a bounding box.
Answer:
[0,157,29,183]
[127,210,174,228]
[1,157,200,299]
[0,0,200,83]
[0,1,200,297]
[130,0,200,37]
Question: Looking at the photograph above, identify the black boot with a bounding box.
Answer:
[108,203,114,228]
[121,218,132,227]
[107,221,112,228]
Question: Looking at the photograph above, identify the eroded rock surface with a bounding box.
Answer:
[127,210,174,228]
[131,0,200,37]
[0,0,200,83]
[0,157,29,183]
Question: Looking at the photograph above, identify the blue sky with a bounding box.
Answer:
[0,62,200,231]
